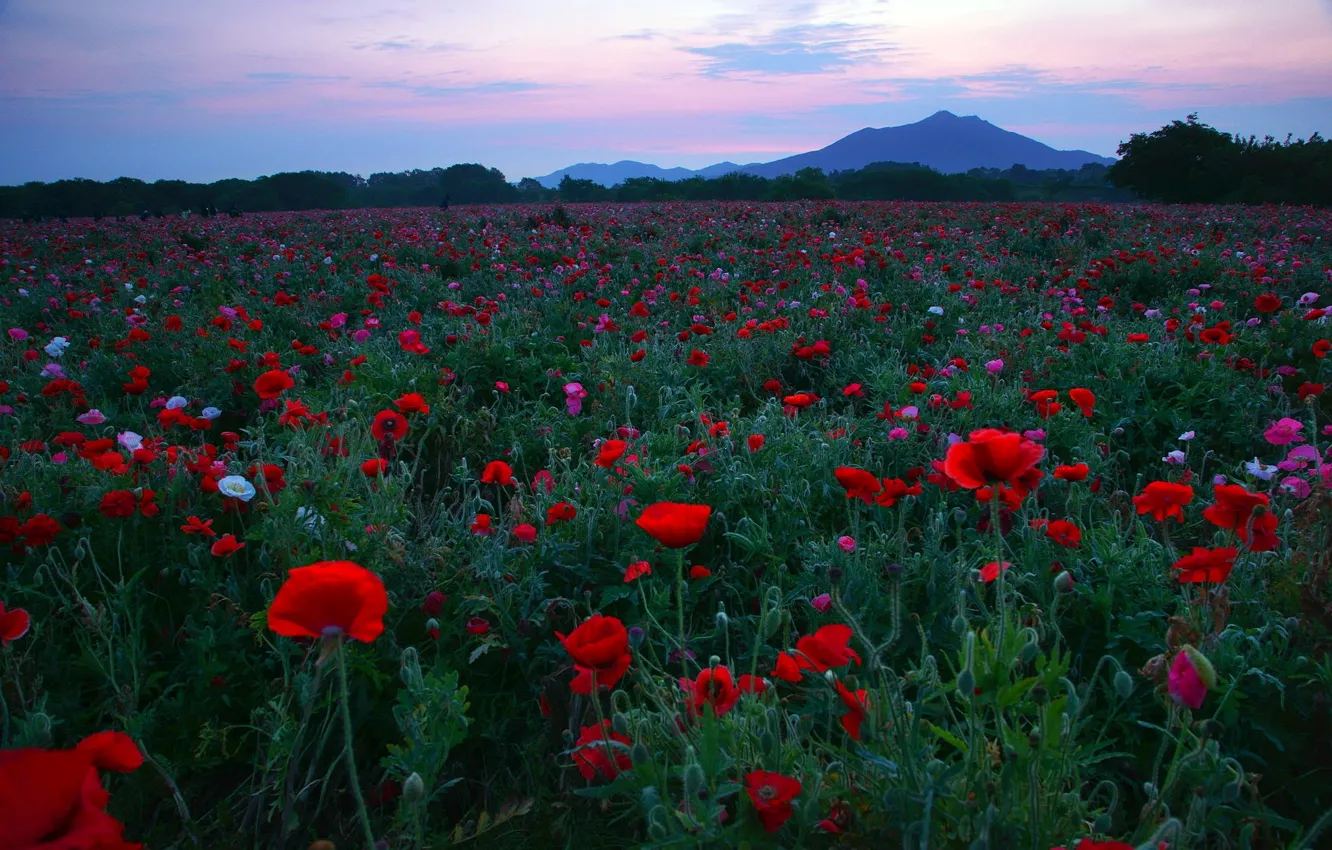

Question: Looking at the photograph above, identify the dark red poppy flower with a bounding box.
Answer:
[1172,547,1237,583]
[395,392,430,414]
[745,770,802,832]
[635,502,711,548]
[1132,481,1194,523]
[480,460,514,486]
[836,680,868,740]
[1053,463,1090,482]
[771,651,802,682]
[0,730,144,849]
[943,429,1045,493]
[98,490,137,519]
[210,534,244,557]
[1203,484,1269,532]
[623,561,651,582]
[835,466,881,503]
[1,601,30,646]
[267,560,388,643]
[253,369,294,399]
[1253,293,1281,313]
[1045,519,1082,548]
[682,665,741,718]
[572,721,632,781]
[594,439,627,468]
[371,409,409,442]
[1068,387,1095,417]
[795,624,861,672]
[545,502,577,525]
[556,614,632,694]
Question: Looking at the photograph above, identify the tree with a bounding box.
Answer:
[1108,115,1240,203]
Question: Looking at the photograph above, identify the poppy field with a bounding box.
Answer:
[1,200,1331,849]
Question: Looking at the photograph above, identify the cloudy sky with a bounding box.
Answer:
[1,0,1330,184]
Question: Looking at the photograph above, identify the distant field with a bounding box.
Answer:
[1,201,1330,849]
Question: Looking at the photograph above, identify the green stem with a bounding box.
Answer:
[335,639,378,850]
[676,549,688,679]
[990,495,1007,656]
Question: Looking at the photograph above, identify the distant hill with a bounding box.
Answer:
[533,160,750,189]
[531,111,1115,187]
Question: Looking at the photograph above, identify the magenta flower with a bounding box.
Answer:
[1168,647,1215,710]
[1264,417,1305,446]
[837,536,856,553]
[984,359,1004,375]
[809,593,832,613]
[564,382,588,417]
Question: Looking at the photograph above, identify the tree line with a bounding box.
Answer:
[1107,114,1332,205]
[3,113,1328,218]
[0,161,1126,219]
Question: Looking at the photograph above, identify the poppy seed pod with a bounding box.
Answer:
[1113,670,1134,700]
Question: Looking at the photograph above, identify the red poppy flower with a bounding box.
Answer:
[1053,463,1090,482]
[594,439,627,468]
[371,409,409,442]
[745,770,802,833]
[624,561,652,582]
[471,514,492,535]
[875,478,922,507]
[1132,481,1195,522]
[747,434,764,453]
[771,651,802,682]
[98,490,137,519]
[179,515,216,537]
[1045,519,1082,548]
[0,730,144,849]
[572,721,632,781]
[689,564,712,579]
[836,680,868,740]
[795,624,861,672]
[635,502,711,548]
[480,460,514,485]
[253,369,294,399]
[1068,387,1095,417]
[1203,484,1269,532]
[1172,547,1237,583]
[266,560,388,643]
[686,349,709,367]
[1,601,30,646]
[682,665,741,717]
[545,502,577,526]
[466,616,490,635]
[1241,512,1279,552]
[395,392,431,414]
[835,466,882,503]
[979,561,1012,583]
[210,534,244,557]
[943,429,1045,493]
[361,458,388,477]
[556,614,632,694]
[513,523,537,543]
[1253,293,1281,313]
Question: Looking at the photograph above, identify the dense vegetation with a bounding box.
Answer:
[1109,115,1332,206]
[0,161,1126,219]
[2,200,1330,850]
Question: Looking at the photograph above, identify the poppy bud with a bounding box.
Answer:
[74,544,86,560]
[424,617,440,635]
[403,772,425,803]
[632,743,652,767]
[1113,670,1134,700]
[824,669,837,684]
[829,566,843,584]
[885,562,904,578]
[1092,814,1112,834]
[759,729,776,754]
[612,713,630,737]
[628,626,645,647]
[1030,685,1048,705]
[1221,781,1241,802]
[952,614,967,634]
[1027,732,1041,750]
[1053,570,1075,594]
[683,763,705,797]
[956,669,975,694]
[715,611,728,631]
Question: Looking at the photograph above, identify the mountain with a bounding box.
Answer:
[741,111,1115,177]
[533,160,734,189]
[530,111,1115,187]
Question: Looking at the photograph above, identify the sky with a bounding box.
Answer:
[1,0,1331,184]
